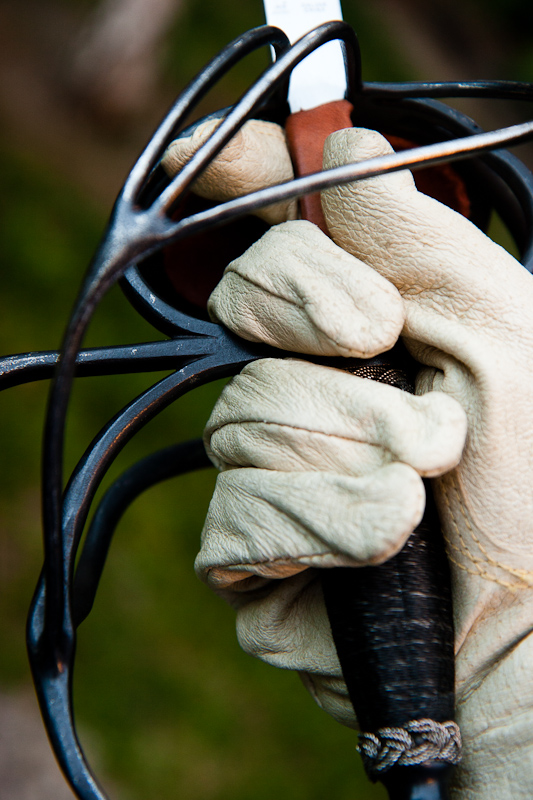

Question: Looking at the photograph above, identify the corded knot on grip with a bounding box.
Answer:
[358,718,462,778]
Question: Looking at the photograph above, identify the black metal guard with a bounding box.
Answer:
[0,19,531,800]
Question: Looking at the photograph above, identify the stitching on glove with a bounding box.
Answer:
[450,473,533,585]
[445,551,523,590]
[441,474,533,590]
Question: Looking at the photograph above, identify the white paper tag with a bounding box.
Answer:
[263,0,346,111]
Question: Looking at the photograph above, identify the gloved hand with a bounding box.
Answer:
[164,121,533,796]
[162,117,298,224]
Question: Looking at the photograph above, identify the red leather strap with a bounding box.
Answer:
[284,101,471,230]
[285,99,354,233]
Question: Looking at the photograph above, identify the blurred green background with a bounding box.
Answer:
[0,0,532,798]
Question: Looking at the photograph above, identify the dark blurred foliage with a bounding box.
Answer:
[0,0,531,798]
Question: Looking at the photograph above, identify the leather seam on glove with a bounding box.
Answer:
[205,548,352,577]
[221,265,307,307]
[442,474,533,590]
[215,270,377,358]
[209,420,396,457]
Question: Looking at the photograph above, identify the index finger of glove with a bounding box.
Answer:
[321,128,533,347]
[205,358,467,478]
[196,462,425,586]
[162,118,297,225]
[208,220,405,358]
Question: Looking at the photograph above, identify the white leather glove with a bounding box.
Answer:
[162,117,298,224]
[164,121,533,796]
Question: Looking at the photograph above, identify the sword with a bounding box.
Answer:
[263,2,459,796]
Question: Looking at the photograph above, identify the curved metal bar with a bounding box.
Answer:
[29,334,263,800]
[487,148,533,270]
[123,24,291,204]
[0,337,219,390]
[362,79,533,101]
[60,347,256,571]
[120,264,224,338]
[25,613,109,800]
[72,439,211,627]
[39,332,262,650]
[28,439,212,800]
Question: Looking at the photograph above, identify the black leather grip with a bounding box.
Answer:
[321,357,455,797]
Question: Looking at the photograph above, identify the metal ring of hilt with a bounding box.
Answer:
[10,18,533,800]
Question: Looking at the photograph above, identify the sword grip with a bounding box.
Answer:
[284,104,458,797]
